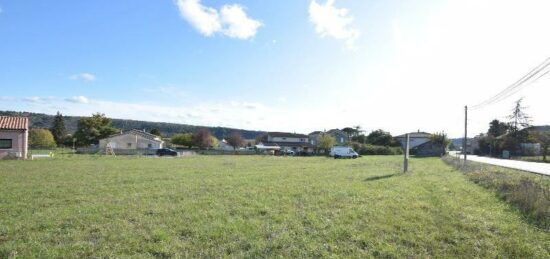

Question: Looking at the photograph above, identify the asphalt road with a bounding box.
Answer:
[450,152,550,176]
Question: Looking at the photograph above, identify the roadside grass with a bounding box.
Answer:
[514,155,549,164]
[443,156,550,230]
[1,156,549,258]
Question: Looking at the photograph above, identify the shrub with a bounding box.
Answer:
[29,129,57,149]
[358,144,403,155]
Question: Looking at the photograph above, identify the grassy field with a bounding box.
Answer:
[1,156,549,258]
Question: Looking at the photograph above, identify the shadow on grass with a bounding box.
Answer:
[365,174,399,182]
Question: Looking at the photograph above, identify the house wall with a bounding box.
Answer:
[416,142,446,157]
[309,132,348,147]
[0,129,27,159]
[331,132,348,145]
[396,137,431,149]
[99,134,163,150]
[268,136,308,143]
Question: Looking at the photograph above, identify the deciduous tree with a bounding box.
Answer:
[171,133,194,148]
[193,128,213,149]
[226,131,244,150]
[29,129,57,149]
[318,133,336,154]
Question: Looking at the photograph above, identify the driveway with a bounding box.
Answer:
[450,152,550,176]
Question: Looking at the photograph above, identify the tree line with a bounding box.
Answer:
[475,98,550,161]
[28,112,250,151]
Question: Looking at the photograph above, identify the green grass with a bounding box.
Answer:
[514,155,549,163]
[443,156,550,230]
[1,156,549,258]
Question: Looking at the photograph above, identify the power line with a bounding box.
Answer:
[470,57,550,110]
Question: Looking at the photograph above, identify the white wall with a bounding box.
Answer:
[99,134,163,149]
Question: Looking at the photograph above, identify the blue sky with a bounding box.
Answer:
[1,0,550,137]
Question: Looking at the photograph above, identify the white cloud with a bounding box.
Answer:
[220,4,262,39]
[23,97,44,103]
[65,96,90,104]
[175,0,262,39]
[175,0,221,36]
[70,73,96,81]
[309,0,360,49]
[22,96,56,103]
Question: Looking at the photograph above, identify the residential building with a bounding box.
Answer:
[395,132,432,149]
[0,116,29,159]
[309,129,349,146]
[395,131,446,157]
[99,129,164,150]
[260,132,314,154]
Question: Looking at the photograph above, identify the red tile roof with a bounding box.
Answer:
[0,116,29,130]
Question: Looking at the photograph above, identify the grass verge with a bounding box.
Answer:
[443,156,550,230]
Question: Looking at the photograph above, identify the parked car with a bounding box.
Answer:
[286,150,296,156]
[330,146,359,159]
[156,148,178,157]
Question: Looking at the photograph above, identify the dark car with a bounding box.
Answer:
[156,148,178,157]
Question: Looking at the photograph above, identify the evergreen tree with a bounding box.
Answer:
[74,113,119,146]
[50,111,67,146]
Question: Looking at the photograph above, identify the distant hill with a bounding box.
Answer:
[0,111,266,140]
[530,125,550,132]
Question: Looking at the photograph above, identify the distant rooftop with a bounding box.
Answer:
[268,132,308,138]
[0,116,29,130]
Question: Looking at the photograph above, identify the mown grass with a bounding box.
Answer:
[1,156,549,258]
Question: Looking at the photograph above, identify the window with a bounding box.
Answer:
[0,139,12,149]
[340,137,344,143]
[127,143,132,148]
[148,144,153,148]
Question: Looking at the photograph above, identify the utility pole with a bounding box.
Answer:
[404,133,410,173]
[463,106,468,163]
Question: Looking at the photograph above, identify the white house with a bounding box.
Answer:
[395,132,432,149]
[99,129,164,150]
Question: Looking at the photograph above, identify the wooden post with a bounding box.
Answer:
[404,133,410,173]
[463,106,468,163]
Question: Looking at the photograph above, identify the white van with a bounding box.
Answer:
[330,146,359,159]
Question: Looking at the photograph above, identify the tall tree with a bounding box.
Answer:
[50,111,66,146]
[341,127,357,140]
[193,128,213,149]
[430,132,451,147]
[531,131,550,162]
[29,129,57,149]
[487,119,508,137]
[225,131,245,150]
[508,98,531,133]
[73,113,119,146]
[366,129,397,146]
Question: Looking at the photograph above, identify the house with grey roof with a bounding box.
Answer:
[99,129,164,150]
[308,129,349,150]
[395,131,446,157]
[260,132,314,155]
[0,116,29,159]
